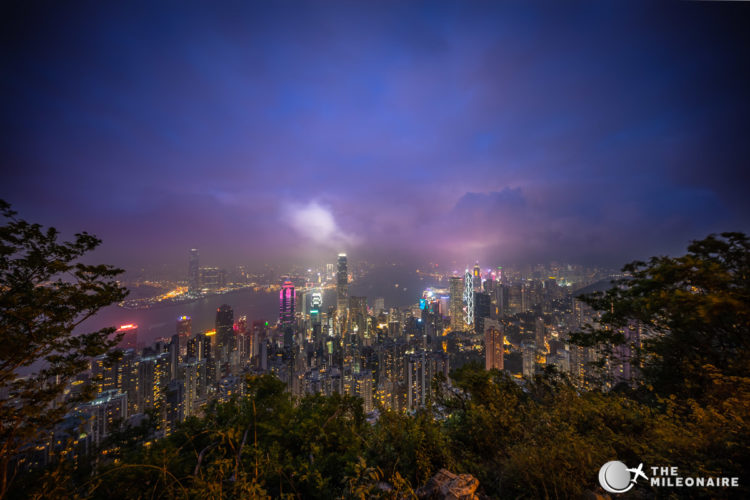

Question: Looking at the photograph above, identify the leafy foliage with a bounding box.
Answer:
[571,232,750,401]
[0,200,128,498]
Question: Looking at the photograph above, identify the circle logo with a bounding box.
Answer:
[599,461,635,494]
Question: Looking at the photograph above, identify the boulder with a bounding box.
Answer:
[416,469,481,500]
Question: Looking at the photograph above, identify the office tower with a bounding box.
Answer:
[449,276,464,331]
[176,316,191,337]
[484,319,504,371]
[115,324,138,351]
[463,270,474,326]
[372,297,384,315]
[215,305,234,362]
[483,273,495,294]
[188,249,200,295]
[167,335,180,380]
[348,296,368,337]
[250,320,268,364]
[200,267,227,291]
[279,281,296,326]
[176,316,191,356]
[522,341,536,378]
[473,262,481,291]
[311,290,323,312]
[491,284,506,319]
[473,291,491,335]
[508,283,523,314]
[336,253,348,319]
[535,317,546,353]
[310,290,322,328]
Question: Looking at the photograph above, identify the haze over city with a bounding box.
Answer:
[2,1,749,271]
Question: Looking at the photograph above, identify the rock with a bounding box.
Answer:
[416,469,481,500]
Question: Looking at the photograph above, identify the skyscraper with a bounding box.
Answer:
[176,315,191,357]
[279,281,295,326]
[463,269,474,326]
[115,324,138,350]
[449,276,464,331]
[188,249,200,295]
[484,319,504,371]
[472,262,482,291]
[348,296,368,338]
[311,290,323,313]
[473,291,491,335]
[200,267,226,291]
[215,304,234,362]
[336,253,348,319]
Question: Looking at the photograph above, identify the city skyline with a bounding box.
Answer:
[2,1,750,271]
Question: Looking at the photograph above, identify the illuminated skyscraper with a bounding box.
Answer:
[188,249,200,295]
[449,276,464,331]
[115,324,138,350]
[473,262,481,291]
[336,253,348,318]
[311,290,323,312]
[279,281,295,326]
[176,316,191,337]
[535,317,546,353]
[484,319,504,371]
[463,269,474,326]
[176,315,191,357]
[215,305,234,361]
[348,296,368,338]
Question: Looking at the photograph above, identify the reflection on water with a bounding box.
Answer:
[78,266,443,346]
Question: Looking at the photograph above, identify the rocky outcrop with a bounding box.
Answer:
[416,469,481,500]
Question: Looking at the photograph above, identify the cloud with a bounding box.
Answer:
[285,200,360,250]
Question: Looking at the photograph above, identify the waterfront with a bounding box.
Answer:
[77,266,444,346]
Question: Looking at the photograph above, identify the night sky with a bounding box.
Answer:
[2,1,749,271]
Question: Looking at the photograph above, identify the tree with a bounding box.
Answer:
[570,232,750,401]
[0,200,128,498]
